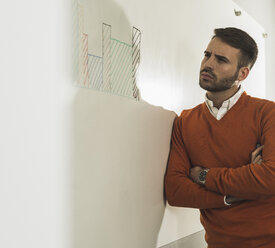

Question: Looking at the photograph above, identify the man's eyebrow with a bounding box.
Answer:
[204,50,231,62]
[204,50,231,63]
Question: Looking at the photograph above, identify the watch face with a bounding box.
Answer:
[199,170,207,182]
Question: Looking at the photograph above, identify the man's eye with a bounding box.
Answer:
[204,53,210,58]
[217,57,227,63]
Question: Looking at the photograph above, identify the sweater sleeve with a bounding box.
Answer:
[165,116,226,209]
[205,102,275,199]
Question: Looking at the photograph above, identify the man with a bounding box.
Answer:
[165,27,275,248]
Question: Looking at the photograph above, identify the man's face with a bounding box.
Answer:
[199,37,241,92]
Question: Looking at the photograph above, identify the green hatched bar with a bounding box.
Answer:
[110,38,134,97]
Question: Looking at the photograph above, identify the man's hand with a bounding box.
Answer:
[251,145,264,165]
[190,166,205,185]
[226,145,265,204]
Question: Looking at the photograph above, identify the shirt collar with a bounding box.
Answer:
[205,85,244,111]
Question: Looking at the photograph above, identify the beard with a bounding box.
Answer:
[199,68,239,92]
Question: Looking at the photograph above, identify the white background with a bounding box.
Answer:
[0,0,273,248]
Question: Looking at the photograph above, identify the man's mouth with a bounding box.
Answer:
[201,72,214,80]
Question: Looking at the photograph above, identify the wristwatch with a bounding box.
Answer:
[198,169,209,185]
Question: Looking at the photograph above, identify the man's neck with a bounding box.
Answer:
[206,85,240,109]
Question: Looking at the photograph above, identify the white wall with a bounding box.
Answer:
[0,1,73,247]
[233,0,275,101]
[75,0,266,247]
[109,0,266,114]
[0,1,268,248]
[73,91,176,248]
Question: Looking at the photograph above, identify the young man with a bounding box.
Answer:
[165,27,275,248]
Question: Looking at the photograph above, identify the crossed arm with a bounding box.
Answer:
[189,145,263,205]
[165,117,228,209]
[165,104,275,209]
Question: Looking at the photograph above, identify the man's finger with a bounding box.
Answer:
[255,159,263,165]
[251,145,264,159]
[253,155,262,164]
[252,145,264,155]
[255,154,262,161]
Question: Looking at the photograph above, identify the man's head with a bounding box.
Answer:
[213,27,258,70]
[199,27,258,92]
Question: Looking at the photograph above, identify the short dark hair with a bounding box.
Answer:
[212,27,258,70]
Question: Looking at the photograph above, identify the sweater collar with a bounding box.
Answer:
[204,86,244,120]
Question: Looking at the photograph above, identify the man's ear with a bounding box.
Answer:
[238,67,250,81]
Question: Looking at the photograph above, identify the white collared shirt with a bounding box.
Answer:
[205,86,244,120]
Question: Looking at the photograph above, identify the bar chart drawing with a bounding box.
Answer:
[74,2,141,100]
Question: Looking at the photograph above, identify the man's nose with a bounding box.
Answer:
[203,56,215,70]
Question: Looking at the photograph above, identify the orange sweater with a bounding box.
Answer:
[165,92,275,248]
